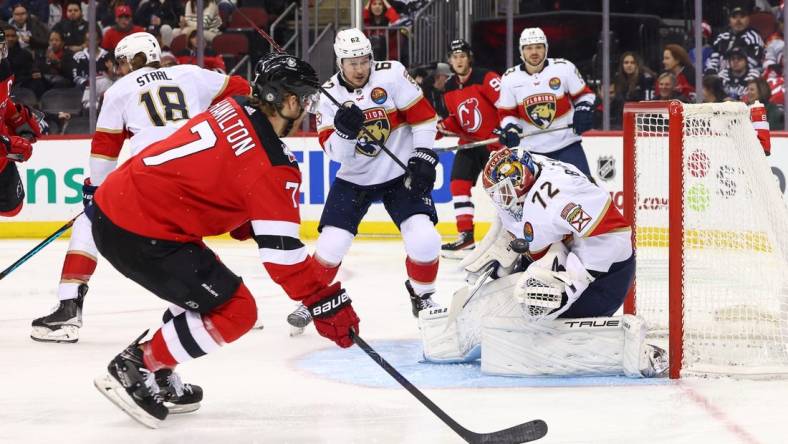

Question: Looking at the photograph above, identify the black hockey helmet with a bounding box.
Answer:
[253,53,320,110]
[448,39,472,56]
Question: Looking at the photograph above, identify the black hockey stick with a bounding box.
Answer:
[0,211,83,280]
[226,4,409,172]
[350,331,548,443]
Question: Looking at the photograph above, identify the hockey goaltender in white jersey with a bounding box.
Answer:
[419,148,668,378]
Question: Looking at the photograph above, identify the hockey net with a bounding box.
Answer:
[623,101,788,379]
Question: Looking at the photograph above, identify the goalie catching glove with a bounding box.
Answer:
[514,244,595,321]
[302,282,359,348]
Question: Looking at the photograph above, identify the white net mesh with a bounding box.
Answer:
[632,102,788,378]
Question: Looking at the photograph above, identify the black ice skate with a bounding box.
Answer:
[93,331,168,428]
[406,280,440,318]
[287,303,312,337]
[30,284,88,343]
[440,231,474,260]
[155,368,203,414]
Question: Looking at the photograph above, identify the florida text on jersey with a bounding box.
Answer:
[497,58,595,154]
[316,60,437,186]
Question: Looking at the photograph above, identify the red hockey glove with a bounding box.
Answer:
[8,104,42,142]
[1,135,33,162]
[302,282,359,348]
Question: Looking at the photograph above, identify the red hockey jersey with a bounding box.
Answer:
[95,97,325,301]
[440,68,502,149]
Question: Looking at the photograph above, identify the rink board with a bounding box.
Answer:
[2,132,788,238]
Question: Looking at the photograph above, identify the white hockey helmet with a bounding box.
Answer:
[334,28,373,68]
[519,27,548,57]
[115,32,162,68]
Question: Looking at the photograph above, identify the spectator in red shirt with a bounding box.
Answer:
[363,0,403,61]
[661,44,696,100]
[101,6,144,52]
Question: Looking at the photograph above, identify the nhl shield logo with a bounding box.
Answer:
[597,156,616,181]
[523,94,557,129]
[356,107,391,156]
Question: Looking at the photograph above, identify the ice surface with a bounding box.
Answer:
[1,239,785,443]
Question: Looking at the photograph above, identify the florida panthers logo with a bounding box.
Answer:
[522,94,556,129]
[356,107,391,156]
[457,98,482,133]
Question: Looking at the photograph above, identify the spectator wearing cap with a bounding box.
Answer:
[422,63,451,118]
[7,3,48,55]
[100,6,144,52]
[661,44,696,99]
[704,2,765,80]
[52,0,95,53]
[719,46,750,100]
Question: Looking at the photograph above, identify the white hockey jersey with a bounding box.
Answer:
[497,59,595,154]
[90,65,250,185]
[498,155,632,273]
[316,60,438,186]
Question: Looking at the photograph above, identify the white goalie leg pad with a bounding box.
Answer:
[419,273,521,363]
[481,314,660,377]
[622,314,669,378]
[458,217,519,282]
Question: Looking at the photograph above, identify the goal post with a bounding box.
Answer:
[623,100,788,379]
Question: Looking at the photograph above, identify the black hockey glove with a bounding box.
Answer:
[495,123,522,148]
[82,178,97,209]
[334,104,365,140]
[573,102,594,134]
[404,147,439,195]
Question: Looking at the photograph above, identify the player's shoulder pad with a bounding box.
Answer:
[234,96,299,169]
[502,64,522,78]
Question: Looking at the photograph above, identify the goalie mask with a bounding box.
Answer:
[482,148,536,219]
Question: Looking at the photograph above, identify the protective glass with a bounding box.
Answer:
[301,92,321,114]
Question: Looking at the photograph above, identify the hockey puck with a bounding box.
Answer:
[509,238,529,253]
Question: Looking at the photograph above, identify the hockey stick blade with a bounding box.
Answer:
[350,332,548,443]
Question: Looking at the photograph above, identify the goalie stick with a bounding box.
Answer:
[0,211,83,280]
[351,331,547,443]
[225,4,409,172]
[434,124,574,152]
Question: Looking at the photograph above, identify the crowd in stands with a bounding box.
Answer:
[0,0,268,133]
[606,0,788,129]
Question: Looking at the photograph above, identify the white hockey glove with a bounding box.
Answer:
[459,216,519,284]
[515,246,595,321]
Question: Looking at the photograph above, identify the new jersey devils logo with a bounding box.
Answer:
[457,98,482,133]
[522,94,557,129]
[356,107,391,156]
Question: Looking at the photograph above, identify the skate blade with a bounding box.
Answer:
[30,325,79,343]
[252,321,265,330]
[289,325,305,337]
[440,249,474,260]
[167,402,200,414]
[93,374,162,429]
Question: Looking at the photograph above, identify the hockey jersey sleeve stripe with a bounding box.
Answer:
[569,85,595,102]
[253,235,304,251]
[259,246,309,266]
[251,220,300,238]
[95,126,123,134]
[400,96,438,125]
[586,198,631,238]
